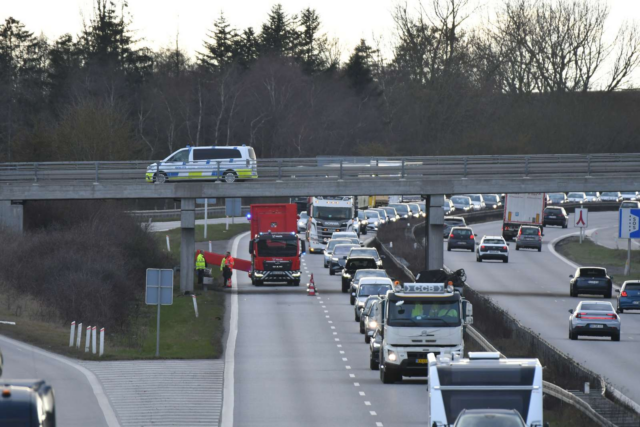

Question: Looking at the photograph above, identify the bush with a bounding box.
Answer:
[0,201,172,332]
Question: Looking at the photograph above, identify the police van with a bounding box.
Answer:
[146,145,257,183]
[427,352,545,427]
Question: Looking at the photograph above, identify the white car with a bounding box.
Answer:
[548,192,568,204]
[465,194,486,211]
[450,196,472,212]
[566,192,588,203]
[621,191,639,201]
[476,235,509,263]
[600,192,622,202]
[364,210,381,231]
[584,192,600,202]
[297,211,308,232]
[442,199,454,214]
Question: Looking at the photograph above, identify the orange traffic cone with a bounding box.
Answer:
[307,283,316,296]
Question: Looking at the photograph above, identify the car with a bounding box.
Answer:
[584,191,600,202]
[369,329,383,370]
[332,231,360,241]
[453,409,527,427]
[353,278,392,321]
[387,203,411,219]
[443,216,467,238]
[348,247,383,268]
[476,235,509,263]
[621,201,640,209]
[450,196,472,212]
[355,211,369,235]
[447,227,476,252]
[329,243,360,275]
[146,145,257,183]
[547,192,568,204]
[341,257,379,292]
[297,211,308,233]
[600,191,622,202]
[515,225,542,251]
[363,210,382,231]
[569,267,613,298]
[323,238,353,268]
[380,206,399,222]
[0,379,57,426]
[543,206,568,228]
[350,269,390,304]
[616,280,640,313]
[566,192,587,203]
[362,299,382,343]
[569,301,620,341]
[370,208,389,225]
[442,199,454,214]
[407,203,424,218]
[465,194,486,211]
[481,194,502,209]
[621,191,639,201]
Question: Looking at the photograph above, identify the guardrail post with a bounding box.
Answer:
[94,162,99,184]
[586,155,592,177]
[277,160,282,182]
[524,156,529,178]
[401,159,406,180]
[339,161,343,180]
[33,163,38,183]
[216,161,221,183]
[463,157,468,178]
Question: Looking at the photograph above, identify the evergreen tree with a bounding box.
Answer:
[199,12,240,71]
[296,8,326,73]
[260,4,297,56]
[345,39,375,93]
[48,34,82,100]
[234,27,260,69]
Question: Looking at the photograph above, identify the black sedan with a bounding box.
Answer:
[543,206,568,228]
[570,267,613,298]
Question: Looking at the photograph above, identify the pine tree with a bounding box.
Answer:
[234,27,260,69]
[260,4,297,56]
[199,12,240,71]
[345,39,375,93]
[296,8,326,73]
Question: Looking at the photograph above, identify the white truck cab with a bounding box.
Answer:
[306,197,357,253]
[379,282,472,384]
[428,352,546,427]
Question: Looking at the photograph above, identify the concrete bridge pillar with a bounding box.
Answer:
[426,195,444,270]
[0,201,24,233]
[180,198,196,294]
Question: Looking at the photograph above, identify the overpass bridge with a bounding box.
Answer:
[1,153,637,292]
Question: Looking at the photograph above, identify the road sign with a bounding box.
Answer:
[619,208,640,239]
[145,269,174,305]
[574,208,588,228]
[226,198,242,216]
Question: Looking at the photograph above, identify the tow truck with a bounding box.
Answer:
[379,281,472,383]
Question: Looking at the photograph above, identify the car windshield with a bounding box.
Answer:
[388,300,460,326]
[355,270,388,280]
[452,229,472,237]
[624,283,640,291]
[257,237,298,257]
[580,303,613,311]
[382,207,397,216]
[456,413,525,427]
[579,268,606,277]
[446,219,465,226]
[350,249,379,260]
[376,210,388,219]
[585,192,597,197]
[313,207,352,220]
[549,193,564,200]
[408,204,420,213]
[545,208,562,214]
[484,239,504,244]
[326,239,350,251]
[347,259,377,269]
[333,232,357,239]
[366,211,380,219]
[602,192,618,197]
[359,284,391,297]
[482,195,498,202]
[390,204,409,214]
[468,195,481,202]
[334,245,358,256]
[520,228,539,235]
[622,192,637,196]
[453,198,470,205]
[568,193,584,198]
[299,212,308,220]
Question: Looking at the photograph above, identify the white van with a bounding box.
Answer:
[146,145,257,183]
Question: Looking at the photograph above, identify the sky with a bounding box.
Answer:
[2,0,640,62]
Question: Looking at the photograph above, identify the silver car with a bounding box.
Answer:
[569,301,620,341]
[566,192,587,203]
[323,239,352,268]
[350,269,389,304]
[297,211,308,232]
[361,299,381,343]
[450,196,472,212]
[353,278,393,322]
[600,191,622,202]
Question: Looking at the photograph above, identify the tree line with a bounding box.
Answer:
[1,0,639,163]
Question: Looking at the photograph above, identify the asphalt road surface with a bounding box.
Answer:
[444,211,640,402]
[232,231,430,427]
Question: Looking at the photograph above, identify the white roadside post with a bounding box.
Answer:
[619,208,640,275]
[574,208,588,244]
[226,216,229,231]
[192,294,199,318]
[166,235,171,252]
[204,199,208,239]
[85,326,91,352]
[99,328,105,357]
[92,326,97,354]
[209,241,212,252]
[69,321,76,347]
[76,322,82,348]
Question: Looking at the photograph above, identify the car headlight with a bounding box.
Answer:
[369,320,378,329]
[388,350,397,361]
[357,301,365,307]
[254,273,264,277]
[373,341,380,348]
[343,272,351,278]
[374,221,379,226]
[332,257,338,261]
[292,272,301,277]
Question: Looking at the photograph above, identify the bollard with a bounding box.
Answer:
[85,326,91,352]
[92,326,97,354]
[209,241,212,252]
[390,242,393,248]
[166,235,171,252]
[192,295,199,318]
[69,321,76,347]
[584,382,590,394]
[99,328,105,357]
[76,323,82,349]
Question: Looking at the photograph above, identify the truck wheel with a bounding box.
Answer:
[515,245,520,251]
[362,228,368,235]
[447,246,451,252]
[380,364,398,384]
[612,332,620,342]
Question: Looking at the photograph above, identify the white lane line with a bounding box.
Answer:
[359,391,366,396]
[337,344,342,347]
[328,321,333,324]
[333,332,338,335]
[342,358,348,361]
[326,315,330,318]
[335,338,340,341]
[365,401,371,406]
[548,232,581,269]
[376,422,384,426]
[349,374,355,378]
[340,351,345,354]
[221,230,249,427]
[331,326,336,329]
[324,310,329,313]
[322,305,326,308]
[353,382,360,386]
[345,366,351,369]
[370,411,377,416]
[0,335,120,427]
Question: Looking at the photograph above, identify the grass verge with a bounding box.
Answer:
[555,236,640,285]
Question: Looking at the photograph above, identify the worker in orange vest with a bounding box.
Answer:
[221,251,235,288]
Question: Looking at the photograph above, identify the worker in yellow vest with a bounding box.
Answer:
[196,251,207,287]
[221,251,235,288]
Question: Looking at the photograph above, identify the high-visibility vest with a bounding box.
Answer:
[221,256,235,271]
[196,254,206,270]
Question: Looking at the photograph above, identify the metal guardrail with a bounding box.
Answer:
[1,153,640,185]
[128,206,250,219]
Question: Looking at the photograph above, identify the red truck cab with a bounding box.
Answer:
[248,204,305,286]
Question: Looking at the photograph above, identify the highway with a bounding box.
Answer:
[0,334,113,427]
[444,211,640,402]
[231,231,430,427]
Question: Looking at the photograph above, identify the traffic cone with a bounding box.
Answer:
[307,283,316,296]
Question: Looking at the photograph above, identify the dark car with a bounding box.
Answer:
[543,206,568,228]
[341,257,379,292]
[329,243,359,276]
[481,194,502,209]
[453,409,526,427]
[0,380,56,426]
[443,216,467,238]
[515,225,542,251]
[447,227,476,251]
[570,267,613,298]
[616,280,640,313]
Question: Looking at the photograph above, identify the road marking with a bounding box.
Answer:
[326,315,330,318]
[342,358,348,361]
[221,230,249,427]
[324,310,329,313]
[328,321,333,324]
[337,344,342,347]
[340,351,345,354]
[335,338,340,341]
[359,391,365,396]
[365,401,371,406]
[376,423,384,426]
[370,411,377,416]
[353,382,359,386]
[322,305,326,308]
[346,366,351,369]
[333,332,338,335]
[331,326,335,329]
[349,374,355,378]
